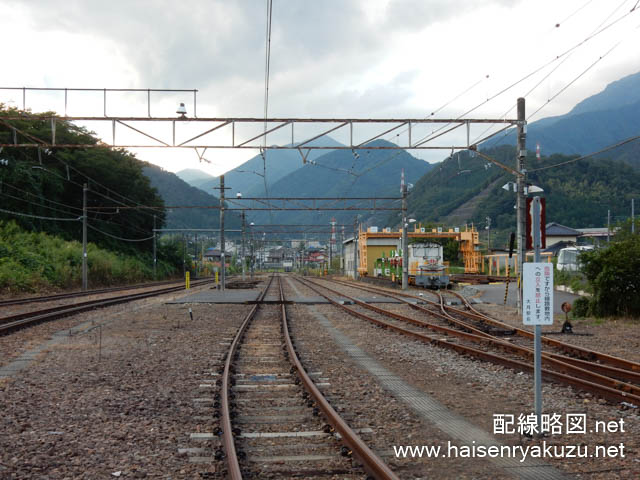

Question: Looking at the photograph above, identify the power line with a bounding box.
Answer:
[0,207,79,222]
[416,5,639,149]
[0,189,151,237]
[86,223,154,242]
[475,0,637,148]
[88,211,154,237]
[51,153,161,218]
[0,190,80,218]
[527,22,640,120]
[528,133,640,172]
[262,0,274,224]
[554,0,595,29]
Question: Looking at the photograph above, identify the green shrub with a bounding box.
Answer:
[580,235,640,317]
[572,297,590,318]
[0,220,178,294]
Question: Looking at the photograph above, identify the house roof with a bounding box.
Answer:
[576,227,616,237]
[545,222,581,236]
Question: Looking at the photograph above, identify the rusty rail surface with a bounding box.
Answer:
[297,277,640,406]
[0,278,194,307]
[278,276,399,480]
[220,275,398,479]
[0,279,213,335]
[334,277,640,378]
[307,278,640,396]
[219,275,274,480]
[447,288,640,373]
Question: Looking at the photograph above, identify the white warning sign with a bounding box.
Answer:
[523,263,554,326]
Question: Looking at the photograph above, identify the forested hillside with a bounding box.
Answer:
[408,145,640,231]
[252,139,433,226]
[491,70,640,158]
[142,164,241,230]
[0,105,165,255]
[186,136,343,197]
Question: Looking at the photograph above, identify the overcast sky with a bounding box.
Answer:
[1,0,639,175]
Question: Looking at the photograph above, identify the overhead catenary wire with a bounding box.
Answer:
[474,0,638,148]
[0,206,79,222]
[87,223,154,242]
[262,0,274,224]
[528,133,640,172]
[415,4,639,149]
[554,0,595,29]
[527,23,640,120]
[0,190,81,218]
[338,3,638,197]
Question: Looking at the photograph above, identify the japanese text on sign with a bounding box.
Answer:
[523,263,554,325]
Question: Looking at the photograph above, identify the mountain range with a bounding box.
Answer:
[143,164,241,231]
[148,70,640,242]
[491,70,640,158]
[177,135,343,197]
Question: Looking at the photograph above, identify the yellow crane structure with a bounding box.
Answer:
[357,225,481,276]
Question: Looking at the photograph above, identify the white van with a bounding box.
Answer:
[557,246,594,272]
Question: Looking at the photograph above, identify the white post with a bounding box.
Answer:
[532,196,542,430]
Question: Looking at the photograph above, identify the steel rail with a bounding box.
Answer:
[339,278,640,376]
[307,278,640,397]
[296,277,640,405]
[278,276,399,480]
[446,289,640,374]
[0,279,212,335]
[0,278,194,307]
[326,278,640,385]
[219,275,274,480]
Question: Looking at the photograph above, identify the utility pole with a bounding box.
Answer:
[241,211,246,280]
[82,183,88,291]
[182,234,186,279]
[153,215,157,280]
[632,199,635,234]
[486,216,491,253]
[607,209,611,243]
[250,225,255,280]
[353,218,359,280]
[401,170,409,290]
[516,97,526,313]
[532,196,543,430]
[328,232,332,275]
[194,233,198,278]
[341,225,345,275]
[216,175,227,292]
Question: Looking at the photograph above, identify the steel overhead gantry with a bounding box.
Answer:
[0,87,526,294]
[0,115,517,154]
[0,86,519,156]
[226,197,401,212]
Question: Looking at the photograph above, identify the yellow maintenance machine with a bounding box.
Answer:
[357,225,481,277]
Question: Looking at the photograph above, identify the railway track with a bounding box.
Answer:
[0,278,213,335]
[331,278,640,382]
[218,274,398,479]
[0,278,196,308]
[296,276,640,406]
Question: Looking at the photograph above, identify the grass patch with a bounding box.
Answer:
[0,220,177,294]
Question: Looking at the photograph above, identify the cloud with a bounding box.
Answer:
[4,0,638,174]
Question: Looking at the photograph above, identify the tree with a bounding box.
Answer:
[0,105,166,254]
[580,235,640,317]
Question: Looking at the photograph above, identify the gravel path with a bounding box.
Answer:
[0,275,637,479]
[0,287,251,478]
[295,276,639,479]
